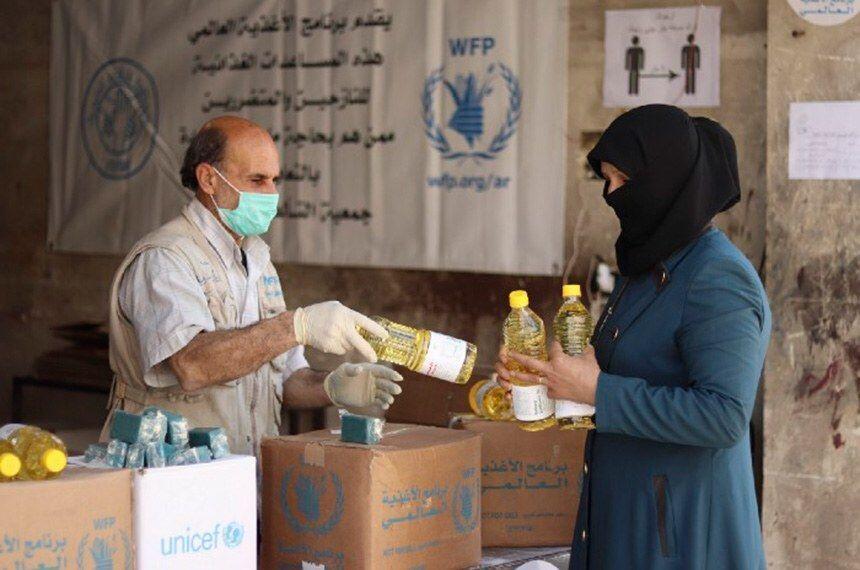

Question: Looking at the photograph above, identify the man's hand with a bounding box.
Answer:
[293,301,387,362]
[323,363,403,409]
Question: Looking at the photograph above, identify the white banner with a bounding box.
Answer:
[50,0,567,275]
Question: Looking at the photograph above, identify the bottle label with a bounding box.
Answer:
[419,332,468,382]
[555,399,595,419]
[511,384,554,421]
[0,424,25,439]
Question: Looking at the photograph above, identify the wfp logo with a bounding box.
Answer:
[451,476,480,535]
[159,522,245,557]
[422,36,521,162]
[81,57,159,180]
[77,518,132,570]
[280,464,344,535]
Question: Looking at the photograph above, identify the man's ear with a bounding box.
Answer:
[196,163,216,195]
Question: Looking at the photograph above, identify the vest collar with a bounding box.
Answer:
[184,198,272,280]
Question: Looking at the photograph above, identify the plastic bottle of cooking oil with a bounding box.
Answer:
[359,317,477,384]
[552,284,596,430]
[468,375,513,420]
[0,440,22,482]
[503,291,556,431]
[0,424,68,481]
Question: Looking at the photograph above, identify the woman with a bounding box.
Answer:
[496,105,770,569]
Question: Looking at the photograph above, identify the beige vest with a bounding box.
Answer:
[101,208,287,456]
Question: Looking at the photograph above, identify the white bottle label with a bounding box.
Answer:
[555,400,595,419]
[511,384,554,421]
[418,332,468,383]
[0,424,25,439]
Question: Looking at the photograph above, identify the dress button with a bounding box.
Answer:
[612,327,620,341]
[583,463,588,475]
[582,529,587,541]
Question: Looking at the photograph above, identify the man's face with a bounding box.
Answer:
[209,130,280,210]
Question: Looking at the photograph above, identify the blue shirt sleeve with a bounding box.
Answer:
[594,256,767,448]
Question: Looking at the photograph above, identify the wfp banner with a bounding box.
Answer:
[50,0,567,275]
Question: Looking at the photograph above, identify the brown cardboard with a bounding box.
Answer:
[262,424,482,570]
[452,415,586,547]
[0,467,133,569]
[385,368,494,427]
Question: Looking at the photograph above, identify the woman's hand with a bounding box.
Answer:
[494,341,601,405]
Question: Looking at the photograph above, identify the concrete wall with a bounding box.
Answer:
[762,2,860,568]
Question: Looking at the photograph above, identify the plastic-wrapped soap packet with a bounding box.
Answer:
[145,441,168,468]
[84,443,108,463]
[169,446,213,466]
[125,443,146,469]
[105,439,129,468]
[141,408,168,443]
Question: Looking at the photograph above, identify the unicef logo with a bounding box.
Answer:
[81,57,159,180]
[422,62,521,162]
[223,522,244,549]
[280,465,344,536]
[451,479,480,535]
[77,530,132,570]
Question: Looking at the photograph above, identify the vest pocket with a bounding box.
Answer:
[652,474,677,558]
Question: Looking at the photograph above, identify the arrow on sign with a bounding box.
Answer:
[640,70,679,81]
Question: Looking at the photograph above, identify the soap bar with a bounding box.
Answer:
[143,406,189,446]
[169,446,213,466]
[167,419,190,447]
[125,443,146,469]
[144,442,177,468]
[141,408,168,442]
[109,411,147,444]
[340,414,385,445]
[189,427,230,459]
[84,443,108,463]
[105,439,129,468]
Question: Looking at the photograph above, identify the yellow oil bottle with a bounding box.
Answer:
[503,290,556,431]
[552,284,596,430]
[0,424,68,481]
[468,375,513,420]
[0,440,22,482]
[359,317,477,384]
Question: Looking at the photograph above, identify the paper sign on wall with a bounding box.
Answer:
[789,101,860,180]
[603,6,721,108]
[787,0,858,26]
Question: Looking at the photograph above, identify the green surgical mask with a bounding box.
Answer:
[211,167,279,236]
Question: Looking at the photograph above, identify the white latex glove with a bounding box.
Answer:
[293,301,388,362]
[323,363,403,409]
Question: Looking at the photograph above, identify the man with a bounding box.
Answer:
[101,116,402,456]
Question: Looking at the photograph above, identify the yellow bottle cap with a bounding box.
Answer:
[509,290,529,309]
[41,449,67,474]
[562,284,582,297]
[0,452,21,478]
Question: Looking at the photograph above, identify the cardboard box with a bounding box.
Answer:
[0,467,133,570]
[452,416,586,547]
[385,367,493,427]
[262,424,482,570]
[133,454,257,569]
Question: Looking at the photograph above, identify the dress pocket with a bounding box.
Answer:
[652,474,678,558]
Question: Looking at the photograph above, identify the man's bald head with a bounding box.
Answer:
[180,115,278,192]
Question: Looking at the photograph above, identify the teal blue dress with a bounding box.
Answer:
[571,228,770,569]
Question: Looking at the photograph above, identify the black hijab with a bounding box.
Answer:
[587,105,740,276]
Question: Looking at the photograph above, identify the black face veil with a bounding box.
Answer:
[587,105,741,276]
